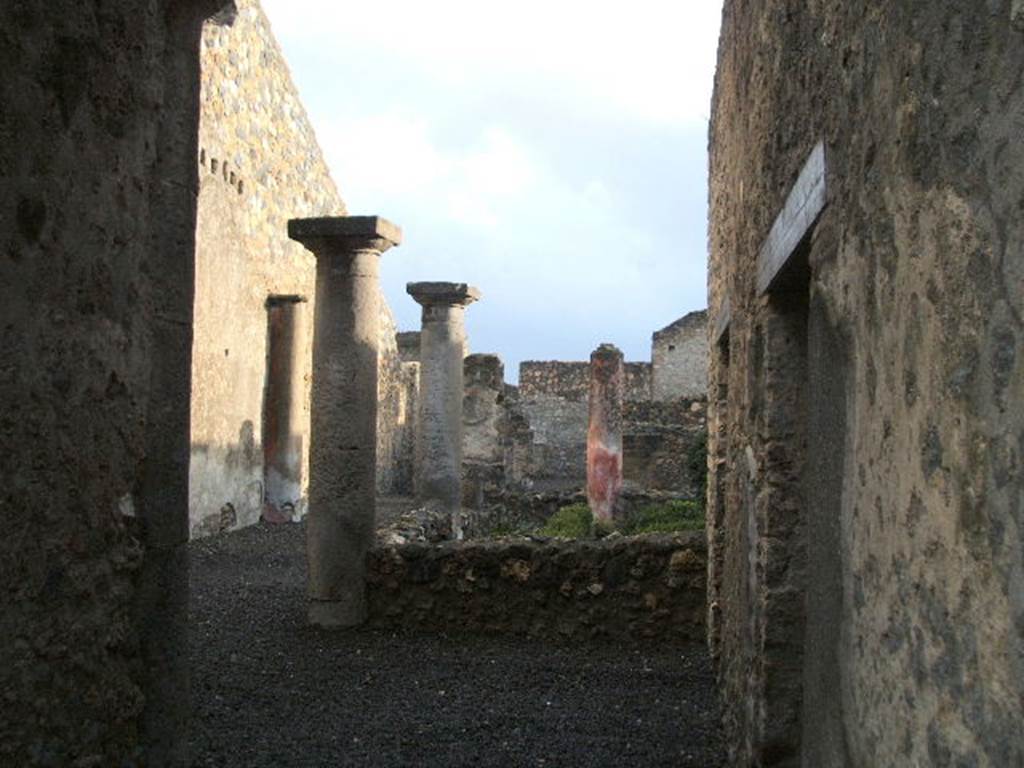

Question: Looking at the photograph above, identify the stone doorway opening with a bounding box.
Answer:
[262,295,307,523]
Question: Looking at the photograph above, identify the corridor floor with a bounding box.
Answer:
[189,521,725,767]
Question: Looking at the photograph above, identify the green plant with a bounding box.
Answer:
[538,503,593,538]
[623,499,705,535]
[686,429,709,502]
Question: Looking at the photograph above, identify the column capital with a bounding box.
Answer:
[406,281,481,308]
[288,215,402,257]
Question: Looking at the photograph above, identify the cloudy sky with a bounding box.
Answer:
[262,0,723,378]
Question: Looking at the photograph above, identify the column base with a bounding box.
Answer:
[308,596,367,628]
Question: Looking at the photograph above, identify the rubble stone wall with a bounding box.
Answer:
[519,361,652,402]
[623,399,707,495]
[709,3,1024,765]
[481,361,706,495]
[366,533,707,643]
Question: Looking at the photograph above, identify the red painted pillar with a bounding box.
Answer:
[587,343,624,526]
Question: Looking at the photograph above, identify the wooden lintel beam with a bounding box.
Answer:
[756,141,827,295]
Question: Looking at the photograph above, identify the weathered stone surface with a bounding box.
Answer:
[709,4,1024,766]
[500,322,708,494]
[651,310,708,401]
[463,354,507,509]
[622,399,707,496]
[366,534,707,643]
[407,281,480,535]
[190,6,412,536]
[290,215,400,627]
[587,344,625,525]
[0,1,219,763]
[396,331,421,363]
[520,361,653,402]
[460,362,707,497]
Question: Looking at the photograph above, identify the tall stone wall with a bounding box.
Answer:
[190,0,409,536]
[651,310,708,400]
[0,1,219,763]
[708,3,1024,766]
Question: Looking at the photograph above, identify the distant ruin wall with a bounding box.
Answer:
[623,400,707,496]
[651,310,708,401]
[366,533,707,643]
[189,0,409,537]
[519,361,652,402]
[462,360,707,497]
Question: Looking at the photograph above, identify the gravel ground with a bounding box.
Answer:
[189,521,725,767]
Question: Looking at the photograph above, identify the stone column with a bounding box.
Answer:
[407,282,481,538]
[462,354,506,511]
[587,343,625,527]
[288,215,402,627]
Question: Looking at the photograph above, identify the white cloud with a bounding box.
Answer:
[258,0,720,369]
[321,117,544,232]
[317,114,445,198]
[263,0,722,128]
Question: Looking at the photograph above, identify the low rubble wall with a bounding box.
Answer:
[366,533,706,643]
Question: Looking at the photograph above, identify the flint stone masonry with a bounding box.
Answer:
[190,0,411,537]
[709,4,1024,765]
[289,215,401,627]
[366,533,707,643]
[408,282,481,531]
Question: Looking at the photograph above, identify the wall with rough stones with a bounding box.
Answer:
[189,0,410,537]
[510,361,633,492]
[506,391,590,491]
[479,359,706,495]
[708,3,1024,766]
[520,360,652,402]
[0,1,221,763]
[651,310,708,401]
[623,399,707,495]
[366,533,707,643]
